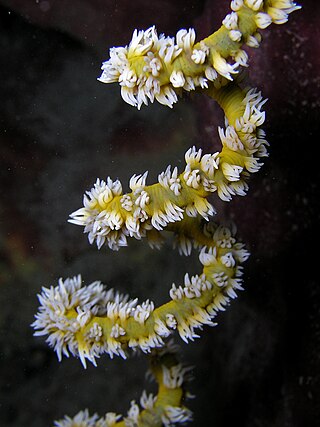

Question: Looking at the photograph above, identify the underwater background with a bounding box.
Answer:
[0,0,319,426]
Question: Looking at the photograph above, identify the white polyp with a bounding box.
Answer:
[222,163,243,182]
[267,6,289,24]
[121,86,137,107]
[246,34,260,48]
[212,51,238,80]
[245,0,263,11]
[155,86,178,108]
[222,12,238,30]
[191,48,207,64]
[166,314,177,329]
[54,410,99,427]
[271,0,301,14]
[110,323,126,338]
[220,252,236,268]
[202,177,217,193]
[119,68,137,88]
[177,28,196,51]
[126,401,140,424]
[205,66,218,81]
[135,190,150,209]
[231,0,244,11]
[154,319,171,337]
[185,146,202,165]
[129,171,148,191]
[255,12,273,29]
[170,70,186,88]
[229,30,242,42]
[199,247,216,266]
[200,152,219,178]
[183,169,201,189]
[162,406,193,427]
[233,49,249,67]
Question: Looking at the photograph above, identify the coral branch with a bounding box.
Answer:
[32,222,248,367]
[68,84,268,251]
[31,1,301,426]
[53,346,193,427]
[97,0,300,109]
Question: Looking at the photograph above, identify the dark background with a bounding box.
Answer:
[0,0,319,426]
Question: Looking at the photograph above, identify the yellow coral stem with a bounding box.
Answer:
[207,83,246,126]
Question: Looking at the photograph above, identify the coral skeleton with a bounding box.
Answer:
[31,1,300,425]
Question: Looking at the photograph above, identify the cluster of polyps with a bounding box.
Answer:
[54,346,193,427]
[68,85,268,251]
[215,88,269,201]
[33,222,248,367]
[98,25,219,109]
[98,0,300,110]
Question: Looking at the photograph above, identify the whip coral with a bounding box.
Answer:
[32,1,301,425]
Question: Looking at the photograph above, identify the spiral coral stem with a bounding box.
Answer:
[53,347,193,427]
[32,1,301,426]
[69,83,268,250]
[98,0,300,109]
[32,223,248,367]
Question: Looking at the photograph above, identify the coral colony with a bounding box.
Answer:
[32,1,300,426]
